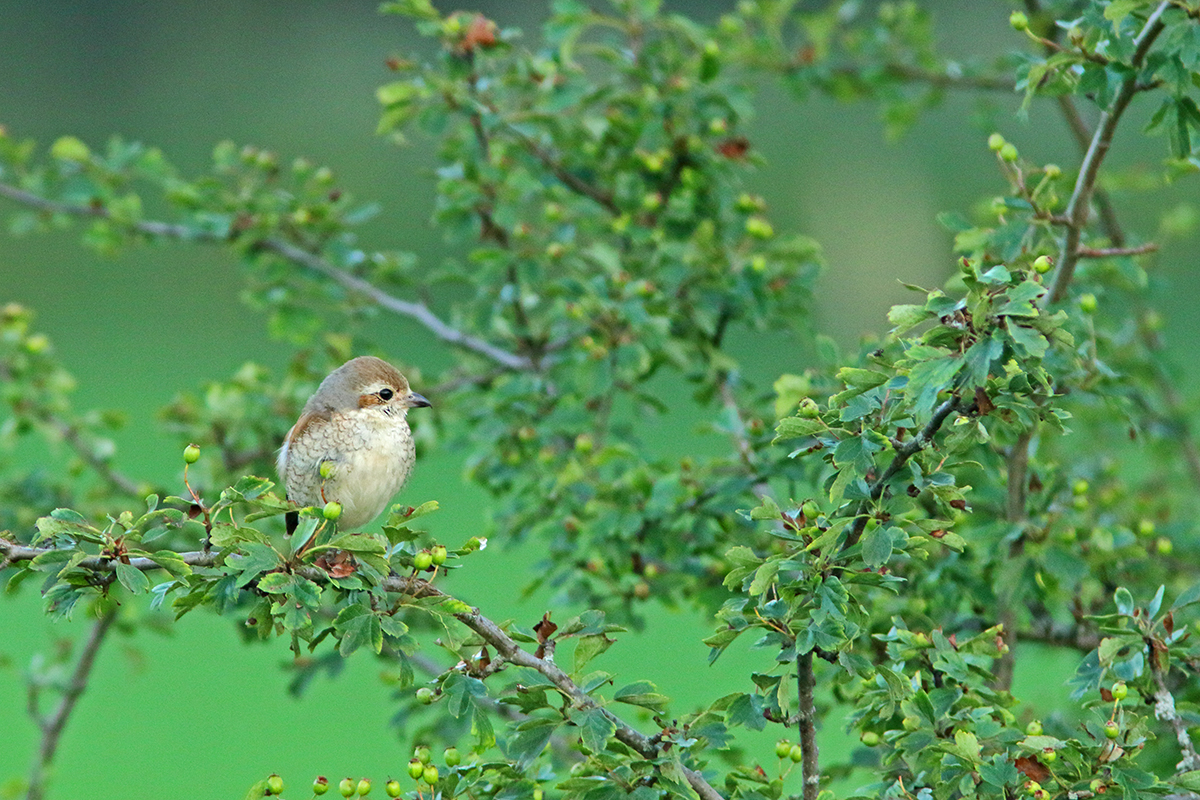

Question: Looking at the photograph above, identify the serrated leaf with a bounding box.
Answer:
[115,561,150,594]
[614,680,670,711]
[334,602,383,656]
[573,633,614,674]
[570,707,615,753]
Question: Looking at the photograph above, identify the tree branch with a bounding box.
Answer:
[499,124,620,215]
[1151,656,1200,773]
[25,605,118,800]
[0,540,725,800]
[0,181,532,372]
[1048,3,1170,304]
[796,651,819,800]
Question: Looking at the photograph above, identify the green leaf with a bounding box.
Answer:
[443,673,487,718]
[506,719,560,768]
[115,562,150,594]
[569,707,615,753]
[147,550,192,578]
[573,633,614,673]
[334,602,383,656]
[230,542,282,587]
[888,303,931,331]
[613,680,670,711]
[1115,587,1135,615]
[861,525,893,568]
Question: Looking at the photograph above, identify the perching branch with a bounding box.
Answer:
[25,605,118,800]
[1048,3,1170,304]
[0,181,533,372]
[0,540,726,800]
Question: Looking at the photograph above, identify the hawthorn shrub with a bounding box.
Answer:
[3,2,1200,800]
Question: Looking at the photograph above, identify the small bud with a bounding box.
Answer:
[987,133,1006,152]
[1156,536,1174,555]
[860,731,881,746]
[999,142,1019,162]
[1025,720,1043,736]
[1010,11,1029,31]
[1137,519,1155,538]
[1072,479,1089,496]
[183,444,201,464]
[744,217,774,239]
[1044,163,1062,178]
[1079,293,1098,314]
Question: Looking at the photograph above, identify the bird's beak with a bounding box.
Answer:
[406,392,432,409]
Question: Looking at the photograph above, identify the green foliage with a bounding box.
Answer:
[4,2,1200,800]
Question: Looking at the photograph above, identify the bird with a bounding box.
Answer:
[278,356,431,531]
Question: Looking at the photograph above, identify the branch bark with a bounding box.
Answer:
[25,606,118,800]
[796,651,819,800]
[0,182,532,372]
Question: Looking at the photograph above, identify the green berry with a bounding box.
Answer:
[183,444,201,464]
[1112,681,1128,701]
[533,790,544,800]
[574,433,594,454]
[340,778,356,798]
[1025,780,1041,795]
[999,142,1019,162]
[902,716,921,732]
[1044,163,1062,178]
[861,731,881,746]
[1072,479,1089,496]
[1041,748,1057,763]
[422,765,439,786]
[357,778,372,796]
[1104,720,1119,739]
[797,397,820,419]
[444,747,461,766]
[323,501,343,521]
[385,780,401,798]
[51,135,92,162]
[987,133,1006,151]
[407,760,424,780]
[413,550,434,570]
[1072,495,1089,511]
[314,776,330,795]
[788,743,803,762]
[802,500,821,521]
[775,739,791,758]
[415,746,431,765]
[1025,720,1043,736]
[1010,10,1029,31]
[1079,293,1098,314]
[1137,519,1156,538]
[744,217,774,239]
[266,774,284,796]
[1156,536,1174,555]
[431,545,448,566]
[1033,255,1053,274]
[416,686,435,704]
[319,460,336,480]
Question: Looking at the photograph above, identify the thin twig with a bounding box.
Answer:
[499,124,620,215]
[1077,243,1158,258]
[0,181,532,371]
[1049,3,1170,304]
[25,606,118,800]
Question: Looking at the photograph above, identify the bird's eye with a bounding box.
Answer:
[379,388,394,401]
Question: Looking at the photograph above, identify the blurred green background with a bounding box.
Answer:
[2,1,1198,797]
